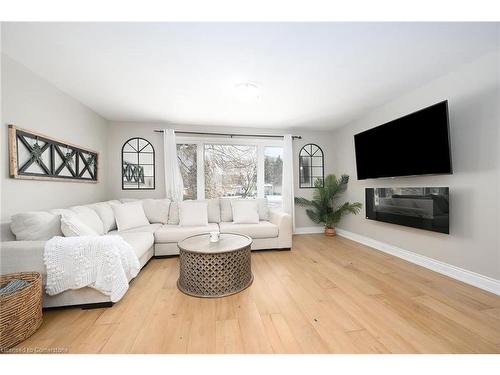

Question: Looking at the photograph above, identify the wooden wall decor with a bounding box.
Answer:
[8,125,99,183]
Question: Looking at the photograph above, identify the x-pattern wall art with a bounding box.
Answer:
[8,125,99,183]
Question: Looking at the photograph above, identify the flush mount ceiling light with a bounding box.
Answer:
[234,82,261,102]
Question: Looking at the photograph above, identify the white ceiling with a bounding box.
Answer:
[2,22,498,130]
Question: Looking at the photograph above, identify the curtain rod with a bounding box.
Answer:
[154,130,301,140]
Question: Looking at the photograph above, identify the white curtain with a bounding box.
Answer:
[282,134,295,232]
[163,129,184,202]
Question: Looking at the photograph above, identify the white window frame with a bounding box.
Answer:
[176,136,283,200]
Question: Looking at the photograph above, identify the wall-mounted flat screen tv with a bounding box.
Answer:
[354,101,452,180]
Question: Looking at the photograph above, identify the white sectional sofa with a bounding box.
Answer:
[0,198,292,308]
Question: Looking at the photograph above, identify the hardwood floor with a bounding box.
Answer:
[15,234,500,354]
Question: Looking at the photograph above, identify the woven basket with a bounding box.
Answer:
[0,272,43,351]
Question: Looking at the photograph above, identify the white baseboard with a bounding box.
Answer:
[294,226,324,235]
[334,228,500,296]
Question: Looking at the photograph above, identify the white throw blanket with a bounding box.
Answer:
[43,235,140,302]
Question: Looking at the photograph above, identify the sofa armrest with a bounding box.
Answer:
[0,241,47,275]
[268,209,292,248]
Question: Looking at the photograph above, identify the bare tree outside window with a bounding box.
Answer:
[204,144,257,199]
[264,146,283,208]
[177,144,197,200]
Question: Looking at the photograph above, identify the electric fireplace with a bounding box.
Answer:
[365,187,449,234]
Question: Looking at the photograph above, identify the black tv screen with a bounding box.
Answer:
[354,101,452,180]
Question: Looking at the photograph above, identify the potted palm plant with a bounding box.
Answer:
[295,174,362,236]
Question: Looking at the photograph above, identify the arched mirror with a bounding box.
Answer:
[299,143,324,188]
[122,137,155,190]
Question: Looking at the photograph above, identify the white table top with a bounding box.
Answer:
[178,233,252,254]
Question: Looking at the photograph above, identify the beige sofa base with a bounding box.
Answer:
[43,287,113,310]
[154,209,292,256]
[41,245,155,309]
[154,237,291,256]
[0,242,154,309]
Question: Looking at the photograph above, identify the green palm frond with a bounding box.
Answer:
[305,209,322,224]
[294,197,314,207]
[295,174,362,228]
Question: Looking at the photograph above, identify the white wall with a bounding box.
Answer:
[330,52,500,279]
[1,54,109,221]
[106,121,336,229]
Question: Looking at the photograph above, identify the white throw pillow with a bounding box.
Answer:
[205,199,221,223]
[112,201,150,231]
[50,208,75,220]
[88,202,116,233]
[142,198,170,224]
[174,199,220,223]
[194,199,221,223]
[10,211,63,240]
[178,201,208,227]
[221,198,270,222]
[231,200,260,224]
[60,213,99,237]
[69,206,105,235]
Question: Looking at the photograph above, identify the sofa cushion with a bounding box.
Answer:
[154,223,219,243]
[10,211,63,240]
[113,232,154,260]
[108,223,162,235]
[69,206,105,235]
[49,208,72,221]
[167,199,221,224]
[60,213,99,237]
[50,208,74,219]
[219,221,278,239]
[167,202,180,225]
[220,198,270,222]
[120,198,139,203]
[142,199,170,224]
[88,202,117,233]
[113,201,150,231]
[220,199,232,222]
[179,201,208,227]
[205,199,221,223]
[231,200,259,224]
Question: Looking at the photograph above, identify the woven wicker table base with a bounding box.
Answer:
[177,233,253,298]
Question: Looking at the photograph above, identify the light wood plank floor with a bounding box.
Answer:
[15,234,500,354]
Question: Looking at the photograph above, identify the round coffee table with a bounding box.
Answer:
[177,233,253,298]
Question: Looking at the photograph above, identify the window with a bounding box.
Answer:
[122,137,155,190]
[177,144,197,200]
[204,144,257,199]
[176,138,283,208]
[264,146,283,208]
[299,143,324,188]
